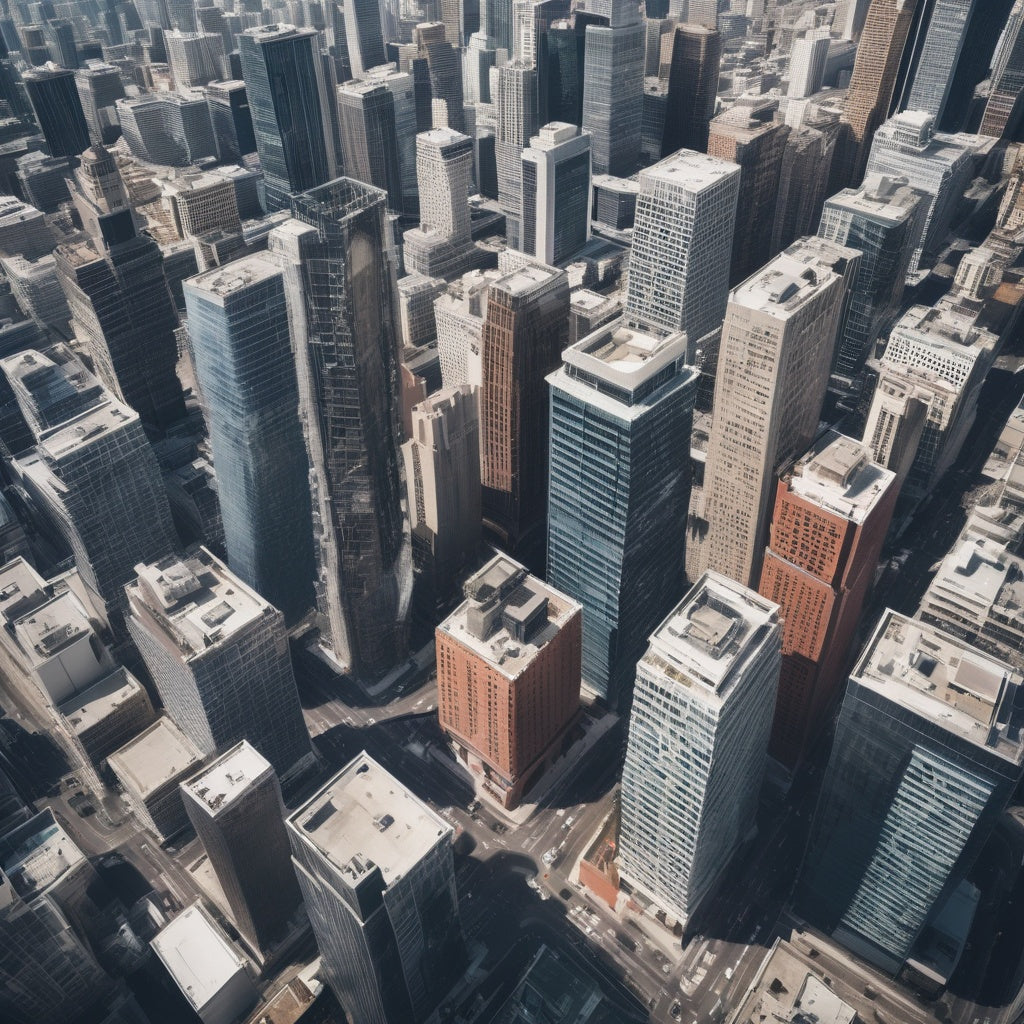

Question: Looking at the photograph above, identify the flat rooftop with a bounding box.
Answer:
[182,741,273,817]
[186,252,280,301]
[39,399,137,461]
[735,246,840,317]
[640,149,740,193]
[151,902,250,1014]
[0,556,48,624]
[788,432,895,525]
[495,261,562,298]
[127,549,268,659]
[592,174,640,195]
[828,173,922,221]
[59,667,147,736]
[289,752,450,889]
[642,571,779,699]
[108,716,204,797]
[856,611,1024,762]
[890,303,997,355]
[14,590,94,668]
[0,809,84,900]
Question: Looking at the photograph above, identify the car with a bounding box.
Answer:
[562,815,575,829]
[670,1002,682,1020]
[584,926,594,936]
[559,888,573,901]
[662,964,671,974]
[543,848,559,865]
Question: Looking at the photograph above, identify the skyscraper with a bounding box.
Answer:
[75,61,125,145]
[205,80,257,162]
[863,111,975,275]
[662,23,721,154]
[1,348,177,623]
[980,0,1024,139]
[344,0,387,78]
[239,25,338,212]
[581,0,644,176]
[547,322,698,708]
[618,573,781,928]
[401,385,481,615]
[520,122,591,266]
[787,29,830,99]
[479,260,569,555]
[115,91,217,166]
[414,22,466,133]
[831,0,918,189]
[436,554,582,808]
[183,253,316,626]
[338,79,405,215]
[695,240,852,588]
[769,118,839,256]
[818,173,927,379]
[494,62,538,250]
[903,0,977,124]
[287,752,465,1024]
[623,150,740,350]
[181,742,301,955]
[23,63,90,159]
[707,98,790,286]
[165,29,224,88]
[275,180,410,681]
[758,433,898,774]
[799,611,1024,972]
[126,547,314,780]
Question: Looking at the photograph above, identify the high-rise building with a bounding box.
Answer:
[618,572,781,927]
[479,260,569,555]
[799,611,1024,973]
[14,153,72,215]
[0,197,56,262]
[494,61,538,249]
[787,29,830,99]
[980,0,1024,139]
[239,25,338,212]
[414,22,466,133]
[662,24,721,154]
[401,385,481,615]
[434,268,500,389]
[863,111,976,275]
[287,752,465,1024]
[54,234,186,431]
[758,433,898,774]
[205,80,257,163]
[547,321,698,708]
[404,127,477,279]
[581,0,644,176]
[520,122,591,266]
[831,0,919,190]
[183,254,316,626]
[75,61,126,145]
[1,255,71,339]
[436,554,582,808]
[623,150,739,351]
[344,0,387,77]
[695,240,852,588]
[165,30,225,89]
[126,548,313,779]
[2,348,177,622]
[23,64,90,159]
[707,98,790,285]
[903,0,977,124]
[275,180,410,681]
[861,366,932,486]
[181,742,301,955]
[338,79,405,216]
[115,90,217,166]
[818,173,927,379]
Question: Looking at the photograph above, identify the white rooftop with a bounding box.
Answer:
[856,611,1024,762]
[59,667,147,736]
[151,902,251,1014]
[289,752,450,888]
[39,400,137,461]
[108,716,204,797]
[735,247,839,317]
[182,741,273,817]
[185,252,280,301]
[496,261,562,298]
[642,571,779,699]
[640,149,740,193]
[0,810,85,900]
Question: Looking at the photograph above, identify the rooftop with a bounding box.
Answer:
[642,572,779,699]
[182,741,273,817]
[107,716,204,797]
[289,752,450,889]
[14,590,94,668]
[640,149,740,194]
[856,611,1024,762]
[734,247,839,317]
[59,667,148,736]
[127,548,269,659]
[0,557,48,624]
[38,398,137,461]
[438,555,580,678]
[151,902,251,1014]
[0,809,85,900]
[495,261,562,298]
[827,173,923,221]
[787,432,896,525]
[185,252,280,301]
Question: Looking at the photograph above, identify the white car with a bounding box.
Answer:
[543,848,558,865]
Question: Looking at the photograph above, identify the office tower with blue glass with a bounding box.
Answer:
[581,0,644,176]
[287,752,465,1024]
[547,323,698,708]
[275,179,410,682]
[239,25,338,212]
[818,173,927,380]
[126,547,314,781]
[183,253,316,626]
[800,610,1024,973]
[23,64,89,160]
[618,573,781,928]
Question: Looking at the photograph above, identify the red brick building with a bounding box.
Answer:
[436,554,582,808]
[758,433,897,773]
